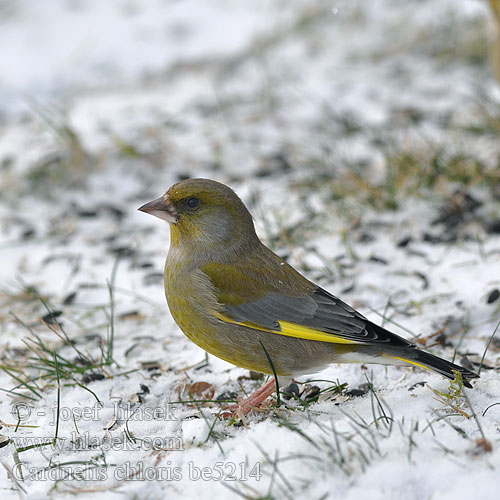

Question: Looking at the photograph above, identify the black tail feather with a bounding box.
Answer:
[410,350,478,388]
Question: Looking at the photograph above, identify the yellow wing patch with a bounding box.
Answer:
[213,312,361,345]
[387,355,431,371]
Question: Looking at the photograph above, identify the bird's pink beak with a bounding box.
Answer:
[138,196,178,223]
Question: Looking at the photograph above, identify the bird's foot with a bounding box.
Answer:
[222,378,277,419]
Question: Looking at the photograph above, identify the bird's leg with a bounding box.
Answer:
[223,378,277,418]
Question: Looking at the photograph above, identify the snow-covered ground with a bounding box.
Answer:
[1,0,500,498]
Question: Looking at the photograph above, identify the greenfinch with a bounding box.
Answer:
[139,179,477,410]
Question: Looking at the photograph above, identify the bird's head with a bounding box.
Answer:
[138,178,258,253]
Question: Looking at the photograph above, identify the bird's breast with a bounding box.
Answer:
[164,253,220,339]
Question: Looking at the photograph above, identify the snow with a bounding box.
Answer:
[1,0,500,498]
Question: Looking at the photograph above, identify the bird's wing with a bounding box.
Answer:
[203,260,414,347]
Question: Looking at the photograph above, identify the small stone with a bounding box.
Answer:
[302,385,321,401]
[42,311,63,324]
[73,356,91,366]
[281,382,300,400]
[216,392,238,401]
[63,292,77,305]
[81,373,105,384]
[369,255,388,265]
[109,246,136,258]
[487,289,500,304]
[346,383,371,397]
[140,361,161,372]
[408,381,426,391]
[22,228,36,240]
[397,236,412,247]
[358,232,374,243]
[100,204,125,219]
[139,384,150,394]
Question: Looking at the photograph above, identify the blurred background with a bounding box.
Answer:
[1,2,500,497]
[1,0,500,201]
[2,0,500,372]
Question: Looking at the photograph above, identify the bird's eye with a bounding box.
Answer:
[186,197,200,210]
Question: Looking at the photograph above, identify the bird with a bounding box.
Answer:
[138,178,478,414]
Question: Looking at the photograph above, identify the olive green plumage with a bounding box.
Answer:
[139,178,478,388]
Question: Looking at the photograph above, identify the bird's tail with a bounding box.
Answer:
[388,349,479,388]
